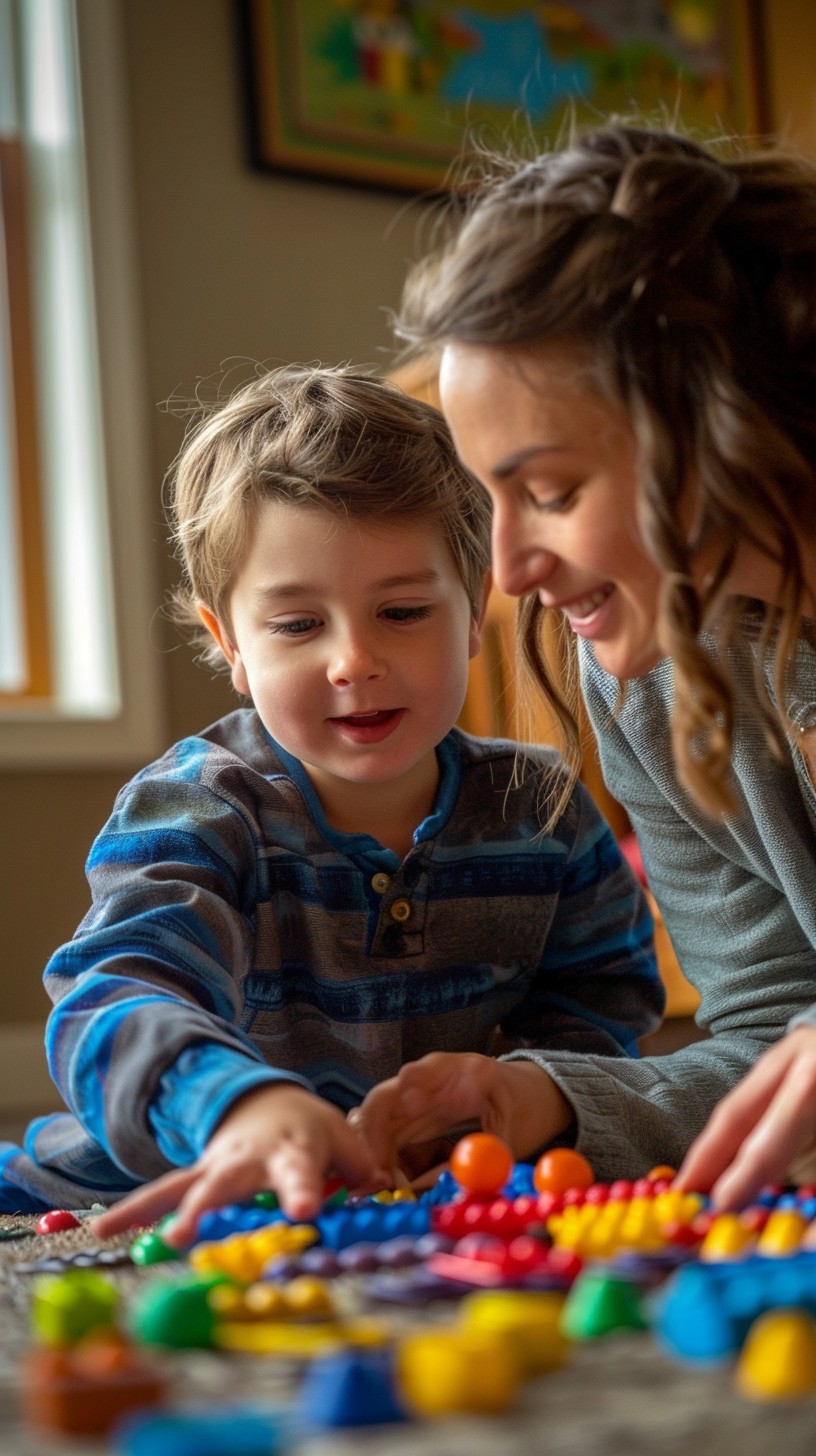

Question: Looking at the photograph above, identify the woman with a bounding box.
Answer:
[355,124,816,1208]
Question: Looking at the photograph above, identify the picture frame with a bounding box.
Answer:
[239,1,770,195]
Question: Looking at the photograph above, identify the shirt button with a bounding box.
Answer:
[390,898,411,923]
[371,873,390,894]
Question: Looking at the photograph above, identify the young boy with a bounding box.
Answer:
[0,366,662,1243]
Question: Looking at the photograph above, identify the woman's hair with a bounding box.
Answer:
[166,362,492,667]
[396,124,816,820]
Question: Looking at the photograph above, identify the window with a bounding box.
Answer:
[0,0,163,765]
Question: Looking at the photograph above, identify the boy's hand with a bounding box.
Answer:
[90,1083,379,1247]
[676,1025,816,1209]
[349,1052,573,1186]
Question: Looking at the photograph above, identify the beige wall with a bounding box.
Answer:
[0,0,814,1052]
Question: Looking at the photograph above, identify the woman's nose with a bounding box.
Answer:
[491,511,557,598]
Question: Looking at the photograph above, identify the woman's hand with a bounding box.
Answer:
[676,1025,816,1208]
[90,1082,379,1247]
[349,1051,573,1187]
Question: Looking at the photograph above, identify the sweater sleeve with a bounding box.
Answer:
[501,649,816,1181]
[499,778,664,1059]
[43,743,311,1182]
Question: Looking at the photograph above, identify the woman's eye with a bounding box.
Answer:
[528,485,579,514]
[382,605,433,623]
[268,617,319,636]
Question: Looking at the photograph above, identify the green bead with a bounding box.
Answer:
[129,1230,180,1266]
[253,1190,279,1209]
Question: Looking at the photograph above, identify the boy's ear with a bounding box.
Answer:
[468,572,493,659]
[197,605,250,696]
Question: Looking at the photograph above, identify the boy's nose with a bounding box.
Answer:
[327,637,387,687]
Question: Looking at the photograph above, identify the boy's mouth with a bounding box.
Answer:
[329,708,405,742]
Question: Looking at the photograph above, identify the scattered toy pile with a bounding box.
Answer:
[15,1134,816,1449]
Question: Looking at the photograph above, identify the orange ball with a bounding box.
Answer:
[449,1133,514,1195]
[533,1148,594,1195]
[646,1164,677,1182]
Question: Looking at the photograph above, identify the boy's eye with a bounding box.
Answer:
[381,605,433,623]
[268,617,319,636]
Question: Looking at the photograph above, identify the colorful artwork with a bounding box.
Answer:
[241,1,767,193]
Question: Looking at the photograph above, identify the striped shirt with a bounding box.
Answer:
[0,713,659,1207]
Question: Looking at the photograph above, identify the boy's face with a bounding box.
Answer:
[205,500,482,818]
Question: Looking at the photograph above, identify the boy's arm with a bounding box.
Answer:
[44,750,312,1183]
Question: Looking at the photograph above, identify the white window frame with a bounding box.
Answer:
[0,0,163,767]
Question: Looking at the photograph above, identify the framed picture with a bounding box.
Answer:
[239,1,770,195]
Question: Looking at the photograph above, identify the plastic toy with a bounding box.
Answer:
[209,1275,336,1324]
[188,1221,317,1282]
[459,1289,570,1375]
[31,1269,119,1347]
[397,1325,519,1416]
[22,1336,169,1438]
[129,1277,222,1350]
[34,1208,82,1235]
[736,1309,816,1400]
[296,1349,407,1428]
[109,1405,290,1455]
[449,1132,514,1195]
[533,1148,594,1195]
[215,1314,392,1358]
[130,1230,181,1266]
[560,1267,650,1340]
[314,1199,430,1251]
[656,1250,816,1362]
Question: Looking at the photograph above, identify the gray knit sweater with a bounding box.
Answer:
[506,628,816,1179]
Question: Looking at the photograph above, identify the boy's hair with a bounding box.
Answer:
[167,363,492,667]
[396,124,816,822]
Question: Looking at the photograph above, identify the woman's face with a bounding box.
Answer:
[439,341,666,680]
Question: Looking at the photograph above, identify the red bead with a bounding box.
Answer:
[631,1178,656,1199]
[484,1199,519,1236]
[562,1186,587,1207]
[453,1233,506,1265]
[584,1182,610,1205]
[461,1201,491,1232]
[608,1180,634,1201]
[739,1206,770,1233]
[535,1191,563,1220]
[510,1195,538,1226]
[662,1219,704,1247]
[546,1246,583,1283]
[691,1211,716,1238]
[431,1205,463,1235]
[35,1209,81,1235]
[649,1178,674,1195]
[504,1234,549,1272]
